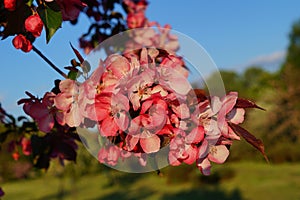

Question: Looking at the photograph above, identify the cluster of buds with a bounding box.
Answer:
[12,13,43,52]
[7,137,32,161]
[2,0,86,52]
[2,0,43,52]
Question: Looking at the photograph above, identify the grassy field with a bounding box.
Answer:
[1,161,300,200]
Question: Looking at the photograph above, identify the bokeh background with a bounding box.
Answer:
[1,1,300,199]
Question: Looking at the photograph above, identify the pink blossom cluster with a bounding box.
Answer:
[7,137,32,161]
[4,0,85,52]
[124,0,179,53]
[12,14,43,52]
[93,48,245,175]
[124,0,148,29]
[93,47,246,174]
[18,46,246,175]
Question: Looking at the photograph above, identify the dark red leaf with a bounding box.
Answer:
[229,123,269,162]
[187,89,207,105]
[235,98,265,110]
[56,143,77,162]
[70,43,84,63]
[193,89,207,101]
[157,49,170,58]
[34,154,50,170]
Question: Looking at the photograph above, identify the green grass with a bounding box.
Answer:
[1,162,300,200]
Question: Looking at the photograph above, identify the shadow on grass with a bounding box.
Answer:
[160,188,243,200]
[102,170,145,188]
[90,188,155,200]
[35,189,72,200]
[89,186,243,200]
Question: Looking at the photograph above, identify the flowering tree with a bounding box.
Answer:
[0,0,268,197]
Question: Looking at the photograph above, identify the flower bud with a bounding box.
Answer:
[25,14,43,37]
[4,0,16,11]
[127,12,146,29]
[12,151,20,161]
[21,137,32,156]
[12,34,32,52]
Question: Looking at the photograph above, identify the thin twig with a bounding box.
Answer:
[32,45,68,79]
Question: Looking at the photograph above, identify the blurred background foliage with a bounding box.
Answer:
[207,19,300,164]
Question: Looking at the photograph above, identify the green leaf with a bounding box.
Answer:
[37,3,62,43]
[26,0,34,7]
[68,70,78,80]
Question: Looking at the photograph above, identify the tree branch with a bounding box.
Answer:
[32,45,68,79]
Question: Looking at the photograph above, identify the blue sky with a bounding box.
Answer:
[1,1,300,117]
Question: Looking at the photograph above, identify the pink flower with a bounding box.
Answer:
[168,133,188,166]
[127,12,146,29]
[123,0,148,13]
[12,34,32,52]
[160,55,188,78]
[98,145,120,166]
[127,68,155,110]
[126,115,162,154]
[95,92,130,137]
[125,96,168,154]
[55,0,86,21]
[197,139,230,176]
[168,126,204,166]
[78,62,104,121]
[158,66,191,96]
[170,102,190,119]
[185,126,205,144]
[21,137,32,156]
[134,152,147,166]
[25,14,43,37]
[127,28,157,48]
[54,79,84,127]
[104,54,131,79]
[18,92,64,133]
[4,0,16,11]
[216,92,245,140]
[140,95,168,130]
[12,151,20,161]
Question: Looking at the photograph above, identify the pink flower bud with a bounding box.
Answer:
[21,137,32,156]
[12,34,32,52]
[4,0,16,11]
[12,151,20,161]
[25,14,43,37]
[127,12,146,29]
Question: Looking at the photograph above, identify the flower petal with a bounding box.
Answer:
[37,114,54,133]
[208,145,230,164]
[59,79,76,94]
[140,134,160,153]
[114,111,129,131]
[183,145,198,165]
[99,117,119,137]
[228,108,245,124]
[54,93,73,111]
[185,126,205,144]
[197,158,212,176]
[125,135,139,151]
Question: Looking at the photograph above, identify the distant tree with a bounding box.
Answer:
[268,20,300,143]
